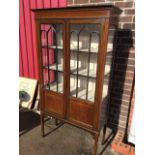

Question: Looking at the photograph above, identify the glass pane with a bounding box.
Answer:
[102,26,116,101]
[70,24,101,102]
[100,26,116,125]
[41,24,63,93]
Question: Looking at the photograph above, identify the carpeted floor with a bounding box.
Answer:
[19,108,120,155]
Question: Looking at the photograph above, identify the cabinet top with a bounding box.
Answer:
[32,4,121,14]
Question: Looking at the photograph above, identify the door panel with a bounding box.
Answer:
[40,22,65,117]
[68,21,102,127]
[43,91,64,117]
[69,98,94,127]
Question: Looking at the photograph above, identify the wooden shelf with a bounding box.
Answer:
[43,63,111,79]
[44,82,63,93]
[44,81,108,102]
[71,48,98,54]
[70,64,111,78]
[42,45,112,54]
[43,63,63,71]
[42,45,63,49]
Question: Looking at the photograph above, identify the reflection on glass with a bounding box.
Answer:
[102,27,116,102]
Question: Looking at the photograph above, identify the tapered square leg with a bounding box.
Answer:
[102,124,107,145]
[93,133,99,155]
[55,118,59,126]
[40,114,44,137]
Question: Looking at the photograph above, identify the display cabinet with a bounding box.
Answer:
[33,5,121,155]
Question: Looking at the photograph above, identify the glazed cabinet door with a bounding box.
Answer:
[37,21,66,118]
[67,20,104,128]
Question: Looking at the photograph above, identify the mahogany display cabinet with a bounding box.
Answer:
[33,5,121,155]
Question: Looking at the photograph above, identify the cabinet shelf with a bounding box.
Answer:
[41,45,98,54]
[43,63,63,71]
[44,81,63,93]
[43,82,109,103]
[43,63,111,79]
[44,81,109,102]
[70,87,96,102]
[71,48,98,54]
[42,45,63,49]
[42,45,112,55]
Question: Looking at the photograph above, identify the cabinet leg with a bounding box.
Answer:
[40,114,44,137]
[55,118,59,126]
[93,133,99,155]
[102,124,107,145]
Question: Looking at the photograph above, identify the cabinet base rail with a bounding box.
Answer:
[40,112,107,155]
